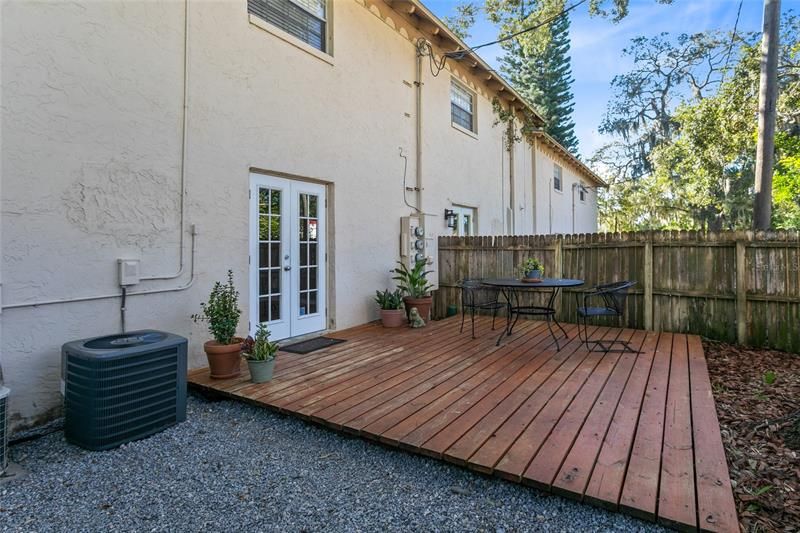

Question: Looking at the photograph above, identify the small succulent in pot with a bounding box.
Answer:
[375,288,405,328]
[519,258,545,280]
[241,323,279,383]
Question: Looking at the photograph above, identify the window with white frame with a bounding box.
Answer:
[248,0,328,52]
[450,80,476,132]
[553,164,563,191]
[579,182,587,202]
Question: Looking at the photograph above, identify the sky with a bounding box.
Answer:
[426,0,798,160]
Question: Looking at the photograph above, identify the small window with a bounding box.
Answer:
[553,164,562,192]
[450,81,475,132]
[579,183,586,202]
[248,0,327,52]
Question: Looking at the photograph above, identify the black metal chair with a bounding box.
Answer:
[577,281,638,353]
[459,280,504,339]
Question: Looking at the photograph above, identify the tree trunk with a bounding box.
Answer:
[753,0,781,230]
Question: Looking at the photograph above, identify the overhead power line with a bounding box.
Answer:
[444,0,589,59]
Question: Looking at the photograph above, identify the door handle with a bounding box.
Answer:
[284,265,291,271]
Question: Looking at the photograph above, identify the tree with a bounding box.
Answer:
[500,13,579,152]
[594,14,800,231]
[443,3,478,40]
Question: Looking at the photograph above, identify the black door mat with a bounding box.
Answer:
[281,337,346,354]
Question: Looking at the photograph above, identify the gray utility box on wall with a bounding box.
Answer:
[62,330,187,451]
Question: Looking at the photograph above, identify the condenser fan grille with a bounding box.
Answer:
[62,330,187,451]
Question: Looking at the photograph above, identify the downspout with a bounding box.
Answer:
[549,178,553,234]
[140,0,190,281]
[571,183,577,233]
[531,138,538,233]
[414,39,425,216]
[508,114,515,234]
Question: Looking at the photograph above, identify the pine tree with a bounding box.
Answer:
[501,13,579,153]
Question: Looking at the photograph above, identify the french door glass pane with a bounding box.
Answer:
[299,192,319,316]
[259,187,281,323]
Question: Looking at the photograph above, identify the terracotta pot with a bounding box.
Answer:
[204,338,243,379]
[403,296,432,322]
[380,308,406,328]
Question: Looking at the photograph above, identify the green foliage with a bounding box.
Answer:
[192,270,241,345]
[483,0,672,56]
[500,12,578,152]
[773,132,800,229]
[595,14,800,231]
[519,257,544,275]
[375,289,404,310]
[762,370,777,386]
[392,260,433,299]
[443,2,478,40]
[241,323,278,362]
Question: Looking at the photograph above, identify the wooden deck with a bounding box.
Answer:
[188,316,738,532]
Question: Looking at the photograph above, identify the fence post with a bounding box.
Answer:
[643,237,653,330]
[736,240,747,344]
[554,237,563,319]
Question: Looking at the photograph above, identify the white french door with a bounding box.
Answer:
[249,173,327,340]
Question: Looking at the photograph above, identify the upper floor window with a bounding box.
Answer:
[579,183,586,202]
[553,164,562,191]
[450,80,476,133]
[248,0,327,52]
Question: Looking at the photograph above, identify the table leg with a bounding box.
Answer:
[508,288,522,335]
[496,287,512,347]
[547,287,569,339]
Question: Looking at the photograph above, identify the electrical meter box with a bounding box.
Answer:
[400,215,438,290]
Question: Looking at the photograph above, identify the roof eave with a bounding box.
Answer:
[386,0,546,127]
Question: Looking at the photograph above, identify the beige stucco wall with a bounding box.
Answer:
[0,0,596,429]
[532,140,600,235]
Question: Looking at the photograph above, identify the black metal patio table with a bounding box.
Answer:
[481,278,585,350]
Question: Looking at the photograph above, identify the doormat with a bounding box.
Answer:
[281,337,346,355]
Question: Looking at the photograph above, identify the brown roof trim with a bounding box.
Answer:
[384,0,546,127]
[532,131,607,187]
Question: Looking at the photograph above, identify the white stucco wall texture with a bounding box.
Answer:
[0,0,600,429]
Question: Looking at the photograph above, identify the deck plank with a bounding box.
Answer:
[467,325,606,474]
[493,327,623,481]
[525,329,641,490]
[619,332,674,521]
[687,335,739,533]
[443,325,590,467]
[658,334,697,530]
[583,331,660,508]
[186,318,737,531]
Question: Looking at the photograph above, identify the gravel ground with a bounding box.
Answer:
[1,393,663,532]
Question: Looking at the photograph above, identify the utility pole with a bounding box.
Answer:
[753,0,781,230]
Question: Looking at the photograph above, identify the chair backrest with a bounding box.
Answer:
[459,279,487,306]
[596,280,636,315]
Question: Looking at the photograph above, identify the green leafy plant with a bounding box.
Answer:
[519,258,545,276]
[392,260,433,298]
[762,370,777,386]
[192,270,241,345]
[241,323,279,362]
[375,289,404,310]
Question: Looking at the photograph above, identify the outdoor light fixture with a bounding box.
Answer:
[444,209,457,229]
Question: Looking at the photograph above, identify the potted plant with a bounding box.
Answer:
[520,258,545,280]
[192,270,243,379]
[375,289,405,327]
[392,260,434,322]
[241,323,279,383]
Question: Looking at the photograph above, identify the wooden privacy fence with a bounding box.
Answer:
[434,230,800,353]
